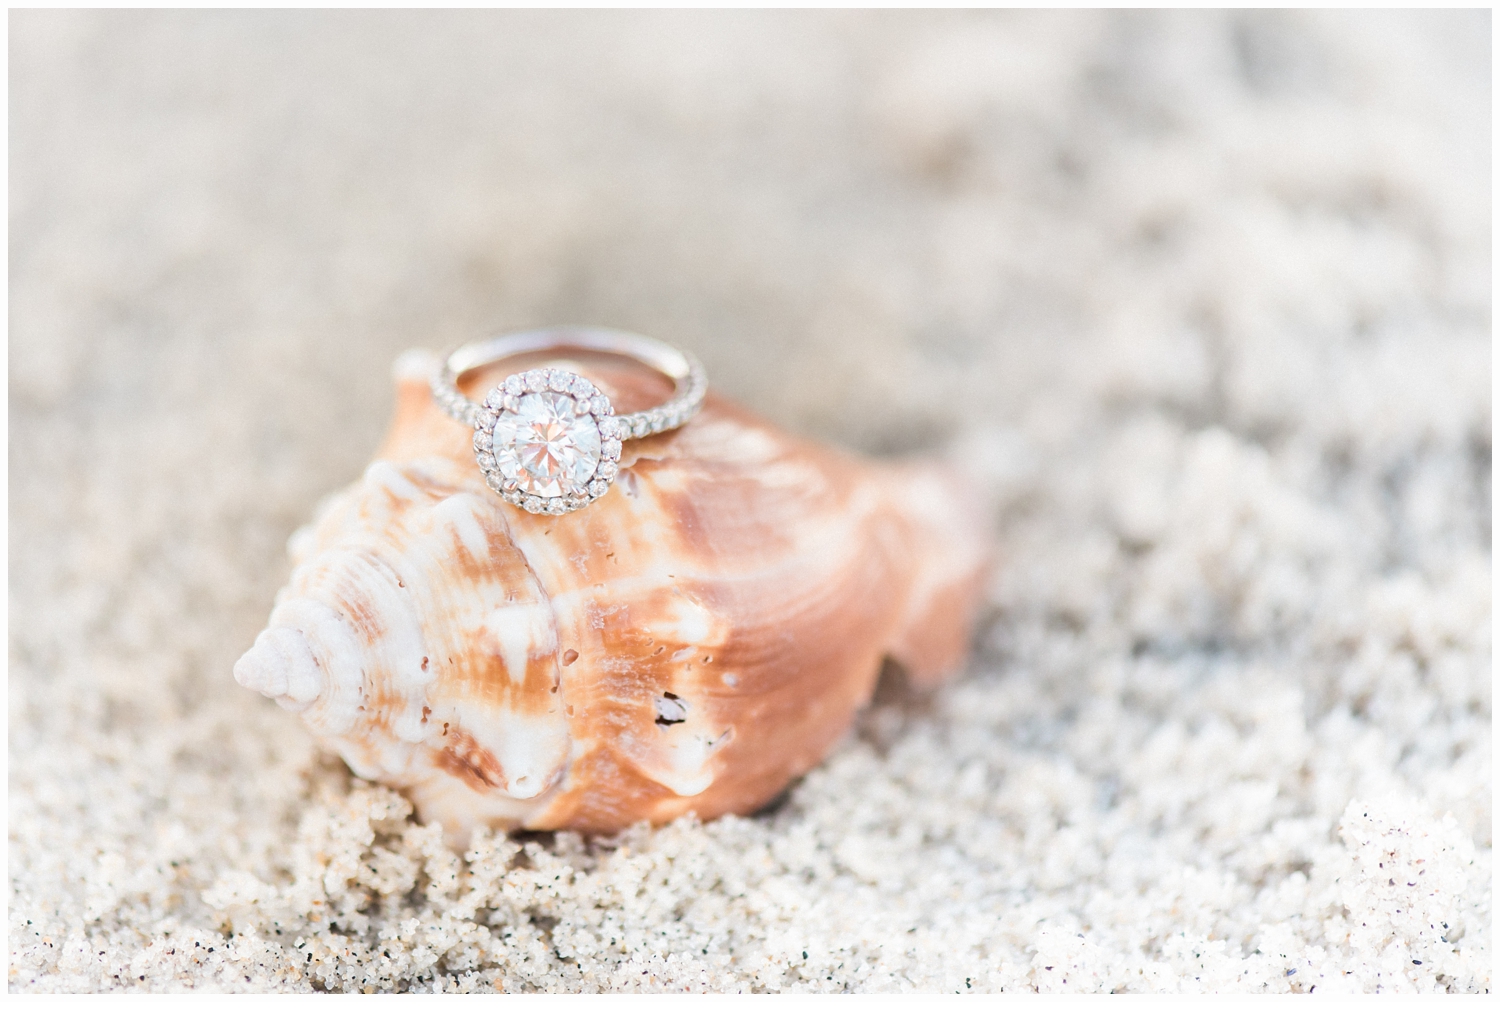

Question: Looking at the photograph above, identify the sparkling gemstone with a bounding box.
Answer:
[597,461,619,481]
[588,479,609,497]
[591,396,612,416]
[524,371,547,393]
[598,417,621,439]
[602,438,622,460]
[503,375,525,396]
[490,392,604,499]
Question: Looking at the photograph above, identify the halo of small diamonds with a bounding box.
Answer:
[473,368,623,515]
[432,329,708,515]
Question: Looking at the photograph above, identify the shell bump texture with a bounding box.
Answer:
[234,349,989,841]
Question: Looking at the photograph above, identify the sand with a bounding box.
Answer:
[8,10,1490,993]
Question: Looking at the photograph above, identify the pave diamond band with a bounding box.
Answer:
[431,326,707,514]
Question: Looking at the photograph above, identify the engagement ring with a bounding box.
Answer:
[431,326,707,515]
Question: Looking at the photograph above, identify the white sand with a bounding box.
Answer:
[9,10,1490,993]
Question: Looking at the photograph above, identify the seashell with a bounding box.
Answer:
[234,346,990,841]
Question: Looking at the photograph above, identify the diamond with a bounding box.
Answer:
[598,417,621,439]
[589,479,608,497]
[602,438,622,460]
[597,461,618,481]
[547,371,571,392]
[524,371,547,393]
[569,376,594,398]
[489,391,603,500]
[503,375,525,396]
[484,387,506,409]
[591,396,612,416]
[522,494,543,512]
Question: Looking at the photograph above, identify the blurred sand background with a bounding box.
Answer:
[9,10,1490,992]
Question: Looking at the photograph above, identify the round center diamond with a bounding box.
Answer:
[490,392,602,498]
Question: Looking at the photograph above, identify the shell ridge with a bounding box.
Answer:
[460,500,577,813]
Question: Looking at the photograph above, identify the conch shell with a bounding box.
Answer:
[235,347,989,840]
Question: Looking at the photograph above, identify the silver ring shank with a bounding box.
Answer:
[431,326,707,435]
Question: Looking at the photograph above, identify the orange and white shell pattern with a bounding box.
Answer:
[234,351,990,841]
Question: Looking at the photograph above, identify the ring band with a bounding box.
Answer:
[431,326,707,515]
